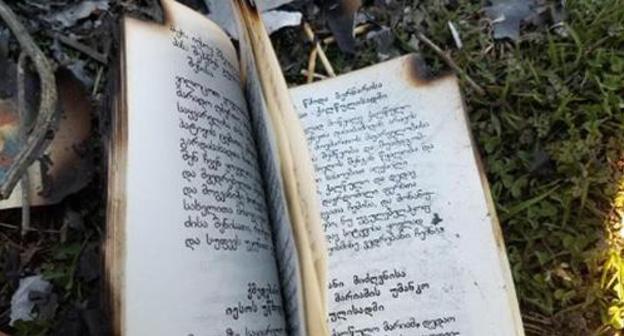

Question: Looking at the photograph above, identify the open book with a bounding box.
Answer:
[105,1,525,335]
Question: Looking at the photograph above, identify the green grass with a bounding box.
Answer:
[412,1,624,334]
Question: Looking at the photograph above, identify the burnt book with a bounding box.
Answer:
[105,1,525,335]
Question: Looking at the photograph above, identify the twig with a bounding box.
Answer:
[0,222,18,231]
[17,52,31,237]
[522,323,547,335]
[300,69,328,80]
[0,222,60,234]
[522,312,552,325]
[306,48,318,83]
[92,65,104,96]
[0,0,59,199]
[322,24,371,45]
[303,22,336,77]
[53,33,108,64]
[447,21,463,49]
[415,32,485,96]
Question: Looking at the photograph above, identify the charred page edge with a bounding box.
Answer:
[403,53,455,87]
[104,15,131,336]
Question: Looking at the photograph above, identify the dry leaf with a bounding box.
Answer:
[484,0,534,41]
[46,1,110,28]
[324,0,362,54]
[204,0,301,37]
[9,275,57,326]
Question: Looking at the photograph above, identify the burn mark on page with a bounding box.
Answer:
[403,54,455,87]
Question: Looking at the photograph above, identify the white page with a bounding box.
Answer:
[290,55,524,336]
[239,34,305,336]
[121,1,285,335]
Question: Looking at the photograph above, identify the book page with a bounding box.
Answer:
[115,1,286,335]
[233,2,329,335]
[235,12,305,336]
[290,55,524,335]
